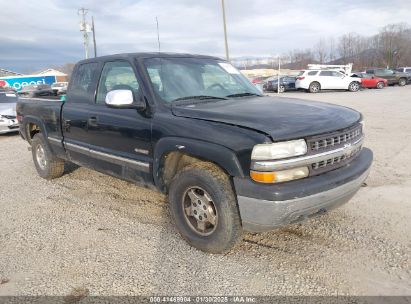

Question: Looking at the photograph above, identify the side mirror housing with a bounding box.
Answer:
[105,89,146,111]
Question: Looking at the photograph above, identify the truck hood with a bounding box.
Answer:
[0,103,17,116]
[171,96,361,141]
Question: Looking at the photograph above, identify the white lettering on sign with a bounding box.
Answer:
[218,62,240,74]
[12,79,46,90]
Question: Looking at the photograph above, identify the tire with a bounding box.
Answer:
[168,162,242,253]
[348,81,360,92]
[278,85,286,93]
[31,133,65,180]
[398,78,406,86]
[376,82,385,89]
[309,82,321,93]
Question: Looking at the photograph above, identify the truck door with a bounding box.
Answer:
[85,60,153,184]
[62,61,101,166]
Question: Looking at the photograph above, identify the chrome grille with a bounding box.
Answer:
[311,145,362,173]
[309,124,362,152]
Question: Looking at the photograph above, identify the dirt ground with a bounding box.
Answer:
[0,85,410,296]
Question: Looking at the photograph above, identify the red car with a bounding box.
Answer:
[351,73,387,89]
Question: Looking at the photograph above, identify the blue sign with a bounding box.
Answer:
[0,75,56,91]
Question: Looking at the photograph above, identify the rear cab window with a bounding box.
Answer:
[68,62,99,103]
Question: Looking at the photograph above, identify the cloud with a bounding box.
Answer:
[0,0,410,71]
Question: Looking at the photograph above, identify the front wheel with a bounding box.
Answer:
[168,163,242,253]
[398,78,406,86]
[348,81,360,92]
[278,85,286,93]
[376,81,385,89]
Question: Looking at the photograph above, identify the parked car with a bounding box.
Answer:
[0,91,19,134]
[250,76,268,85]
[365,68,408,86]
[51,82,68,95]
[394,67,411,83]
[18,84,54,97]
[263,76,296,92]
[17,53,372,253]
[351,73,387,89]
[295,70,361,93]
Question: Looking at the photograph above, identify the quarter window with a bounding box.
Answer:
[69,62,99,103]
[308,71,318,76]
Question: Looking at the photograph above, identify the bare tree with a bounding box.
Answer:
[374,23,410,68]
[328,37,336,62]
[314,38,328,63]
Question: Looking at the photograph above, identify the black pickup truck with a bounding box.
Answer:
[17,53,373,253]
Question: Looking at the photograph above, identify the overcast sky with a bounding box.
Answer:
[0,0,410,72]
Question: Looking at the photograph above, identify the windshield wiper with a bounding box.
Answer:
[172,95,227,102]
[225,92,262,98]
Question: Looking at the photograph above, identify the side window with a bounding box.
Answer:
[96,61,140,104]
[69,62,99,103]
[308,71,318,76]
[331,71,343,77]
[319,71,332,76]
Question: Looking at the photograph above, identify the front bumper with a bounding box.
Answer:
[234,148,373,232]
[0,119,19,134]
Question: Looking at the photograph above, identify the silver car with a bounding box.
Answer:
[0,91,19,134]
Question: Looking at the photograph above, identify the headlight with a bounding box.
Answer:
[251,139,307,160]
[250,167,309,183]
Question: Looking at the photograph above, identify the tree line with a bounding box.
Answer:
[288,23,411,70]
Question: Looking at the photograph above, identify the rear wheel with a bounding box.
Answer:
[348,81,360,92]
[31,133,65,180]
[376,81,385,89]
[278,85,286,93]
[398,78,406,86]
[309,82,321,93]
[168,162,242,253]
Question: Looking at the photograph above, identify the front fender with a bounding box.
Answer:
[153,137,245,187]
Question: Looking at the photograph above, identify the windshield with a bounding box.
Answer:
[0,92,18,103]
[144,57,262,103]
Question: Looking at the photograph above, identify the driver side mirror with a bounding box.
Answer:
[105,89,146,111]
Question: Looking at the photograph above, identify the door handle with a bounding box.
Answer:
[88,116,98,127]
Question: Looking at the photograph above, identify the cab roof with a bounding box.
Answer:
[77,52,223,65]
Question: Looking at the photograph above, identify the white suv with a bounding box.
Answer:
[295,70,361,93]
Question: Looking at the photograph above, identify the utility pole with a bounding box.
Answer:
[221,0,230,61]
[78,7,90,59]
[92,16,97,58]
[156,17,161,53]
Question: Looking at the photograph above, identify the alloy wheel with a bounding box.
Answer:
[182,187,218,236]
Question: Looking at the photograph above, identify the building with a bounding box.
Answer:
[0,68,68,91]
[0,68,23,77]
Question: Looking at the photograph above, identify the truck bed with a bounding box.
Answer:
[17,97,64,141]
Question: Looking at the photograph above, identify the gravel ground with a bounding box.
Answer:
[0,86,410,296]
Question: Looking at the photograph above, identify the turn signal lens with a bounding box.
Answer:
[250,171,276,183]
[250,166,309,184]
